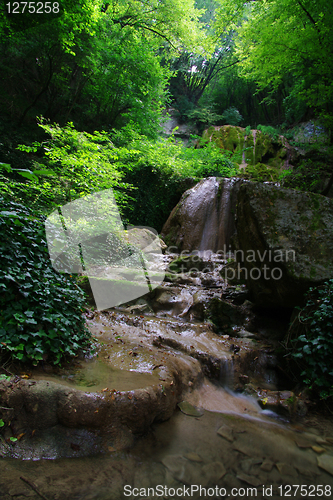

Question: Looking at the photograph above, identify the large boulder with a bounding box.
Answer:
[234,182,333,307]
[161,177,244,252]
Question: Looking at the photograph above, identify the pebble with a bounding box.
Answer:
[311,445,326,454]
[240,457,262,474]
[276,463,298,477]
[202,461,226,482]
[260,460,274,472]
[294,437,314,448]
[236,472,261,487]
[316,437,329,445]
[184,452,203,462]
[217,425,234,442]
[317,454,333,476]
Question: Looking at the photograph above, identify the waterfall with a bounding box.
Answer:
[252,129,257,166]
[161,177,245,253]
[219,357,234,388]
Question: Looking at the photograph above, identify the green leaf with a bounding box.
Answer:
[14,169,39,182]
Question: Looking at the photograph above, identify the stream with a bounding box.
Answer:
[1,251,333,499]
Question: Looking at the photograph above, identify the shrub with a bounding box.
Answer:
[221,107,243,126]
[257,124,280,140]
[243,163,278,182]
[287,280,333,399]
[0,197,91,366]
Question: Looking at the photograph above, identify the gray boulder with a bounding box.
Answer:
[235,182,333,307]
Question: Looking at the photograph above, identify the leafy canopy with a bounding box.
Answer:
[235,0,333,119]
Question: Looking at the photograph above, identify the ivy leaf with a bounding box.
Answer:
[14,169,39,182]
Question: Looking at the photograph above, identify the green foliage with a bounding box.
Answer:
[113,130,237,230]
[1,121,237,232]
[243,163,278,183]
[281,150,333,193]
[236,0,333,130]
[0,197,91,366]
[0,0,206,134]
[221,107,243,126]
[180,140,237,178]
[187,107,223,132]
[1,120,129,213]
[289,280,333,399]
[257,124,280,141]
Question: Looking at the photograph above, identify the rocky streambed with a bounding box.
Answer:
[1,249,333,499]
[2,174,333,499]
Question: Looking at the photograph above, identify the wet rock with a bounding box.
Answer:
[189,290,212,320]
[294,436,316,449]
[0,338,203,458]
[177,401,203,417]
[260,460,274,472]
[240,458,262,474]
[151,287,194,317]
[223,473,242,489]
[295,464,320,480]
[258,390,296,414]
[316,437,330,446]
[221,285,250,305]
[206,297,250,333]
[184,452,203,462]
[162,455,202,485]
[161,177,244,252]
[236,182,333,307]
[168,255,215,274]
[217,425,234,442]
[236,472,261,487]
[202,462,227,483]
[317,454,333,476]
[161,454,186,474]
[233,441,252,456]
[312,445,326,454]
[276,463,298,477]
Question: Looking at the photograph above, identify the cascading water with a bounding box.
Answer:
[161,176,245,253]
[2,179,333,498]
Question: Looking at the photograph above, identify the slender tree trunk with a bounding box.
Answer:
[17,55,53,127]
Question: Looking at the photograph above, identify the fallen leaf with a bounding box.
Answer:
[16,433,25,441]
[312,445,326,454]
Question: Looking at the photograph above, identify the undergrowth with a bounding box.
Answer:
[0,197,91,366]
[286,280,333,400]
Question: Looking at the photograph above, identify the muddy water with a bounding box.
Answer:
[2,381,333,499]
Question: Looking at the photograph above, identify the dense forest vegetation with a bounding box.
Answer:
[0,0,333,397]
